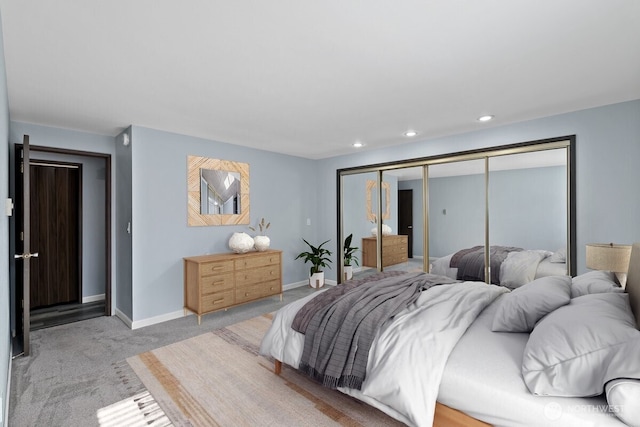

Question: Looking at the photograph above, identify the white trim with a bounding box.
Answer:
[284,280,336,291]
[283,280,309,291]
[117,281,339,330]
[4,344,12,425]
[82,293,105,304]
[115,308,133,329]
[131,309,185,330]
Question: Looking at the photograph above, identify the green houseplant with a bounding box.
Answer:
[295,238,332,288]
[343,233,359,281]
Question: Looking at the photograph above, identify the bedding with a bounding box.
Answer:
[260,262,639,427]
[431,246,565,288]
[260,273,507,426]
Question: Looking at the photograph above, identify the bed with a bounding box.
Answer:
[430,245,568,288]
[259,244,640,427]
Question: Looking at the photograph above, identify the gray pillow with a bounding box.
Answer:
[606,378,640,427]
[491,275,571,333]
[571,270,622,298]
[522,292,640,397]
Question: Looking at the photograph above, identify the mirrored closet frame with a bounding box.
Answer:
[336,135,576,284]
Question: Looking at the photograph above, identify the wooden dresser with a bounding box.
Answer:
[362,235,409,268]
[183,249,282,324]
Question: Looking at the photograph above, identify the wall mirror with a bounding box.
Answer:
[187,155,250,226]
[337,136,575,284]
[366,180,390,222]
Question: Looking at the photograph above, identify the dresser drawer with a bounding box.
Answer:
[235,264,280,287]
[235,253,280,270]
[201,272,234,295]
[201,290,235,312]
[235,279,281,304]
[200,260,235,276]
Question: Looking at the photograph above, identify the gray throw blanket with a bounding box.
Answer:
[297,272,458,390]
[454,245,522,284]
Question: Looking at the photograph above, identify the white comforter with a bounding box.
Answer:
[260,280,508,426]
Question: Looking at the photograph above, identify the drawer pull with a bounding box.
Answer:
[211,265,224,271]
[213,281,224,286]
[245,292,249,297]
[213,298,224,304]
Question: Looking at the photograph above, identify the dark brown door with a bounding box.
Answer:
[398,189,413,258]
[30,162,81,309]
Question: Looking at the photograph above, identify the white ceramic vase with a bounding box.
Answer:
[309,271,325,289]
[228,232,254,253]
[371,224,393,236]
[253,235,270,251]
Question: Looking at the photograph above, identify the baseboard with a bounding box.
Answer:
[284,280,336,290]
[119,281,334,330]
[3,343,11,426]
[82,294,105,304]
[131,309,185,330]
[115,308,133,329]
[283,280,308,291]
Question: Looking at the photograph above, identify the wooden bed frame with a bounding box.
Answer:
[273,359,489,426]
[271,243,640,427]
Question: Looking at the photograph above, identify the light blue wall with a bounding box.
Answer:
[0,8,10,426]
[319,100,640,279]
[129,126,318,321]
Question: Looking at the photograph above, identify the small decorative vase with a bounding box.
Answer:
[371,224,393,236]
[228,232,254,253]
[253,235,270,251]
[309,271,325,289]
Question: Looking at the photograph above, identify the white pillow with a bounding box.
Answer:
[606,378,640,427]
[571,270,622,298]
[499,250,546,289]
[491,275,571,333]
[548,248,566,263]
[522,292,640,397]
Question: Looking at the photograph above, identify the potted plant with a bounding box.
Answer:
[249,217,271,251]
[295,238,332,288]
[343,233,359,281]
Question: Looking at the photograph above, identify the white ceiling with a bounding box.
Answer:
[1,1,639,159]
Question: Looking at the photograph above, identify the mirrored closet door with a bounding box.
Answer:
[337,136,575,284]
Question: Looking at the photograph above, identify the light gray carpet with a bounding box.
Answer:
[9,286,317,427]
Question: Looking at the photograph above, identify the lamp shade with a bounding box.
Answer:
[586,243,632,273]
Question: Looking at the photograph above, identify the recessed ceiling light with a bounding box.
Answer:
[353,141,364,148]
[477,115,494,122]
[403,130,418,137]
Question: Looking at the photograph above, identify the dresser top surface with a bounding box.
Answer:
[184,249,282,263]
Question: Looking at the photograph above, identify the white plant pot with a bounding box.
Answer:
[309,271,325,289]
[228,232,254,253]
[253,235,270,251]
[344,265,353,281]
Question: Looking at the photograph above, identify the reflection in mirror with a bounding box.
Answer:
[187,155,250,226]
[366,180,390,222]
[200,169,241,214]
[428,159,486,279]
[337,137,575,284]
[489,149,568,282]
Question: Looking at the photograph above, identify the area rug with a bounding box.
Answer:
[127,313,403,426]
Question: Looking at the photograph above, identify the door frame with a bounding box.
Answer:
[398,189,413,258]
[18,144,112,316]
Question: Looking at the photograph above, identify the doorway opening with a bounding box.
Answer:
[11,142,112,355]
